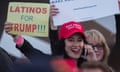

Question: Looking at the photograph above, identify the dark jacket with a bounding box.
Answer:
[49,29,63,56]
[15,39,53,72]
[0,48,14,72]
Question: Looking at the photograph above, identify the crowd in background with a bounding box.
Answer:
[0,1,120,72]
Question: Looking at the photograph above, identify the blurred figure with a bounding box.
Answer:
[14,54,30,64]
[0,47,14,72]
[51,58,73,72]
[81,61,114,72]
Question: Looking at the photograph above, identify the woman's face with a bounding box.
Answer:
[86,36,104,61]
[65,33,84,59]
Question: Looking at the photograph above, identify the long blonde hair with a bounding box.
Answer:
[85,29,110,63]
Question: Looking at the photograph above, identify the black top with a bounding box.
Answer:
[15,39,53,72]
[0,48,14,72]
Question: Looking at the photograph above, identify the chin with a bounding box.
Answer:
[97,57,102,61]
[71,56,80,59]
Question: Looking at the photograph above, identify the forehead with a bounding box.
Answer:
[68,33,83,39]
[86,35,103,45]
[85,30,105,45]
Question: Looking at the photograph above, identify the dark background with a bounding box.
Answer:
[0,0,120,71]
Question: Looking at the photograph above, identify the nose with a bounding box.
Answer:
[94,47,99,51]
[72,41,80,47]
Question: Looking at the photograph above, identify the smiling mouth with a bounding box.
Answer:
[71,48,80,54]
[96,53,101,56]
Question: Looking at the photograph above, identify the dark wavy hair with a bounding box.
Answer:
[58,34,87,67]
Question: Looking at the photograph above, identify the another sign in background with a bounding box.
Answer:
[50,0,119,25]
[7,2,50,37]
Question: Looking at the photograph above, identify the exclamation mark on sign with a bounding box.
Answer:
[43,25,46,32]
[38,24,41,33]
[38,24,46,33]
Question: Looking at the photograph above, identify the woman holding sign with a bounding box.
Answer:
[49,5,110,64]
[5,20,98,72]
[4,5,98,72]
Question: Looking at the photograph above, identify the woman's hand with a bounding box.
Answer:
[50,5,59,30]
[82,44,97,61]
[4,22,13,35]
[4,22,23,43]
[50,5,59,16]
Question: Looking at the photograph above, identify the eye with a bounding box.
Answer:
[67,38,74,42]
[77,39,83,42]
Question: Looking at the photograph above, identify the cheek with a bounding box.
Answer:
[65,47,69,53]
[64,42,72,53]
[81,42,84,47]
[79,41,84,49]
[99,49,104,55]
[65,42,72,49]
[96,50,104,60]
[101,50,104,57]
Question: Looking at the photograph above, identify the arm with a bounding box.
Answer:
[0,47,14,72]
[49,5,64,56]
[4,22,50,62]
[16,38,46,61]
[49,28,60,56]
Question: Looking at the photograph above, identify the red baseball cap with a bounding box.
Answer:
[59,21,86,40]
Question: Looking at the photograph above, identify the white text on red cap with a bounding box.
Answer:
[65,24,82,30]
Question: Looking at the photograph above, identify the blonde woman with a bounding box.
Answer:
[85,29,110,63]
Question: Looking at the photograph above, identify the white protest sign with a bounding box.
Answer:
[116,0,120,14]
[50,0,119,25]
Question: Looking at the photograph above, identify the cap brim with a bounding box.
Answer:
[64,30,86,39]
